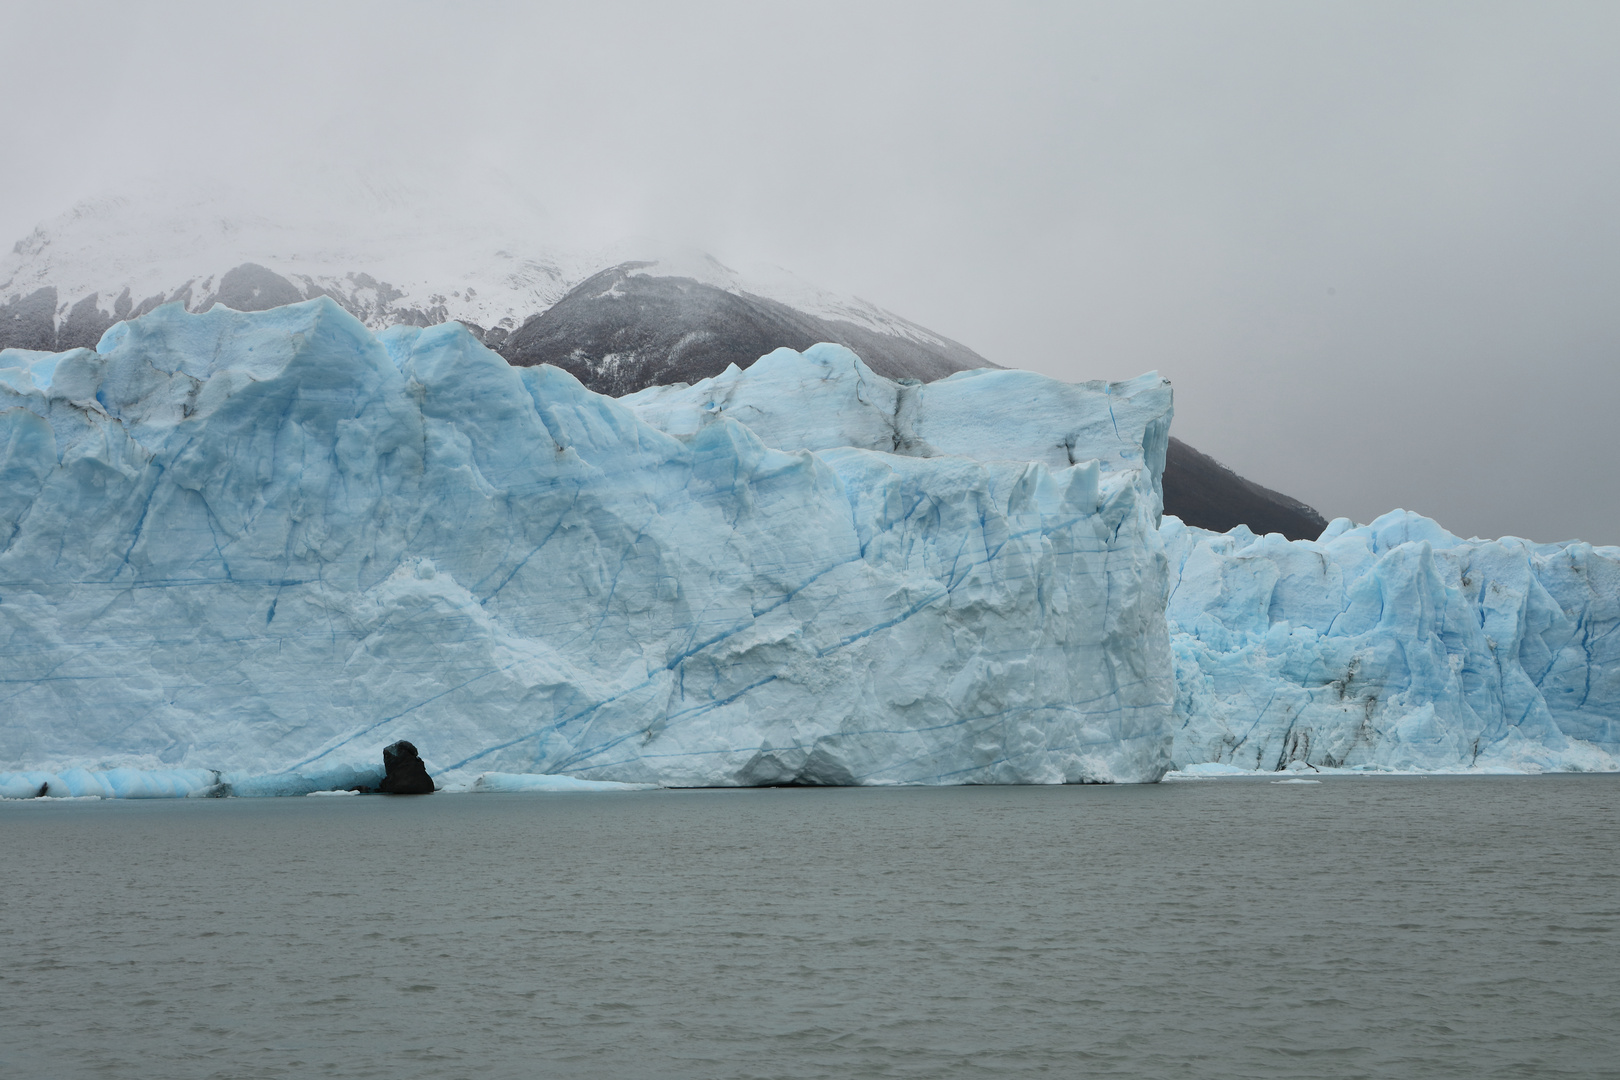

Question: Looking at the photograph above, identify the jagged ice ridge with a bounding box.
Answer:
[1163,514,1620,774]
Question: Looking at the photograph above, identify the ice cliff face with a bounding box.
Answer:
[631,363,1620,775]
[1163,514,1620,772]
[0,300,1176,789]
[7,297,1607,793]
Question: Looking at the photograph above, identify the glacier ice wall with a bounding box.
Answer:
[656,353,1620,775]
[1163,513,1620,772]
[0,300,1176,788]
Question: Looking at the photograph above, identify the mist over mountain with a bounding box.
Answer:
[0,190,595,351]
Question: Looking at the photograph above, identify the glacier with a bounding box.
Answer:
[3,298,1617,797]
[627,356,1620,776]
[1163,513,1620,773]
[0,299,1175,792]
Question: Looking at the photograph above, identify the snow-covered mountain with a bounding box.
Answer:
[499,259,990,395]
[0,191,598,348]
[0,190,987,383]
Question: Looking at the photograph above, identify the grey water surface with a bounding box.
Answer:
[2,777,1617,1079]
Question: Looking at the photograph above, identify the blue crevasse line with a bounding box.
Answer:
[440,671,671,772]
[588,520,653,646]
[554,673,784,771]
[474,491,579,602]
[1226,687,1281,760]
[815,590,948,658]
[116,463,166,573]
[660,551,866,673]
[447,574,956,774]
[290,660,523,769]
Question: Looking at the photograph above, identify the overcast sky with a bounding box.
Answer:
[6,1,1618,542]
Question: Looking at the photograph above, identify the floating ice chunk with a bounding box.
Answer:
[0,768,223,799]
[467,772,656,793]
[1168,762,1253,778]
[223,767,386,798]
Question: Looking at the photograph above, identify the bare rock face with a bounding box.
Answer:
[58,293,117,350]
[211,263,305,313]
[378,740,436,795]
[1,287,59,351]
[498,263,991,396]
[1161,437,1328,541]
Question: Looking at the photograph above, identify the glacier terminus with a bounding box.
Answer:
[0,299,1175,794]
[1,299,1615,796]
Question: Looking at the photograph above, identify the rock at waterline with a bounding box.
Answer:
[378,741,436,795]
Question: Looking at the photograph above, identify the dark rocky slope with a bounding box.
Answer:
[1163,437,1327,540]
[497,263,990,396]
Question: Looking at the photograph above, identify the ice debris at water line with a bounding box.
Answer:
[1,298,1616,797]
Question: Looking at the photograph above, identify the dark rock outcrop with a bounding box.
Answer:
[378,740,436,794]
[211,263,305,313]
[1162,436,1328,541]
[58,292,115,350]
[499,263,990,396]
[1,287,60,351]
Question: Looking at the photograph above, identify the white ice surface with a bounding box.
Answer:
[0,300,1175,793]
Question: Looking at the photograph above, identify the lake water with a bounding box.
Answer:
[2,777,1617,1079]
